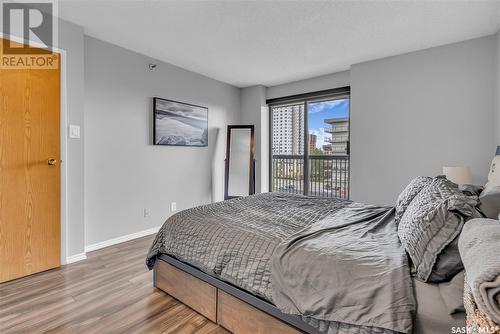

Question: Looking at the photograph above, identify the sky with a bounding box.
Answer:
[308,99,349,149]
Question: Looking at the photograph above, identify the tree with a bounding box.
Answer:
[310,148,324,156]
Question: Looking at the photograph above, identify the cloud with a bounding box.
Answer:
[308,99,346,114]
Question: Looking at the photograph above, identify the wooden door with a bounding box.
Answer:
[0,39,61,283]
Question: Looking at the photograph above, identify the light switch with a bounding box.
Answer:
[69,125,80,138]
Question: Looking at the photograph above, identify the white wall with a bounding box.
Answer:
[84,37,240,246]
[350,35,496,205]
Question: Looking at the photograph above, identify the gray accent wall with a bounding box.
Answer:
[496,30,500,147]
[350,35,496,205]
[84,37,240,246]
[263,36,497,206]
[240,86,268,193]
[246,71,351,194]
[59,19,85,257]
[58,22,500,254]
[267,71,350,99]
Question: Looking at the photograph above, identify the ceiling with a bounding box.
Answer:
[59,1,500,88]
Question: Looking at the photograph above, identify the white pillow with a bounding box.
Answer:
[479,182,500,219]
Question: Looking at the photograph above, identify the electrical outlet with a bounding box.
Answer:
[170,202,177,212]
[143,208,150,218]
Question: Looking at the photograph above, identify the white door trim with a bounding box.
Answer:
[59,47,71,264]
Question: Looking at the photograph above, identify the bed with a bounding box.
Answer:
[146,192,467,334]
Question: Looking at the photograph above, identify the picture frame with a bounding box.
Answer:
[153,97,208,147]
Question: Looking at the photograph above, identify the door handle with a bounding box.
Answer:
[47,158,57,166]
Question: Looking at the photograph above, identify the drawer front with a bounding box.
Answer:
[155,260,217,322]
[217,290,301,334]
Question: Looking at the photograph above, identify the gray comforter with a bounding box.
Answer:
[146,193,414,334]
[272,203,414,334]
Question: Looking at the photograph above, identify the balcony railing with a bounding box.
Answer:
[325,136,349,143]
[271,155,349,199]
[325,126,349,133]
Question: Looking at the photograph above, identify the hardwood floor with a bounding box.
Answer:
[0,235,229,334]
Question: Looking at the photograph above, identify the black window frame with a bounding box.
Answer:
[267,86,351,197]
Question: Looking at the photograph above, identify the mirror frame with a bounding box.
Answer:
[224,125,255,200]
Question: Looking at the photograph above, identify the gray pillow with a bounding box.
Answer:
[479,183,500,219]
[428,236,463,283]
[438,270,465,314]
[459,184,484,197]
[395,176,433,224]
[398,177,478,282]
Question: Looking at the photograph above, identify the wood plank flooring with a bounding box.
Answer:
[0,235,229,334]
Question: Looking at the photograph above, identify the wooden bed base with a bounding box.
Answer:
[154,255,320,334]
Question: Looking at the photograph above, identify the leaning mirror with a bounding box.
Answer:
[224,125,255,200]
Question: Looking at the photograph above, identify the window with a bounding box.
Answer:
[268,87,350,199]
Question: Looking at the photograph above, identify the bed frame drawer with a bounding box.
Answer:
[154,260,217,322]
[217,290,301,334]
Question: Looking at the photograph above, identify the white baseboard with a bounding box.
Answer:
[65,253,87,264]
[84,226,161,253]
